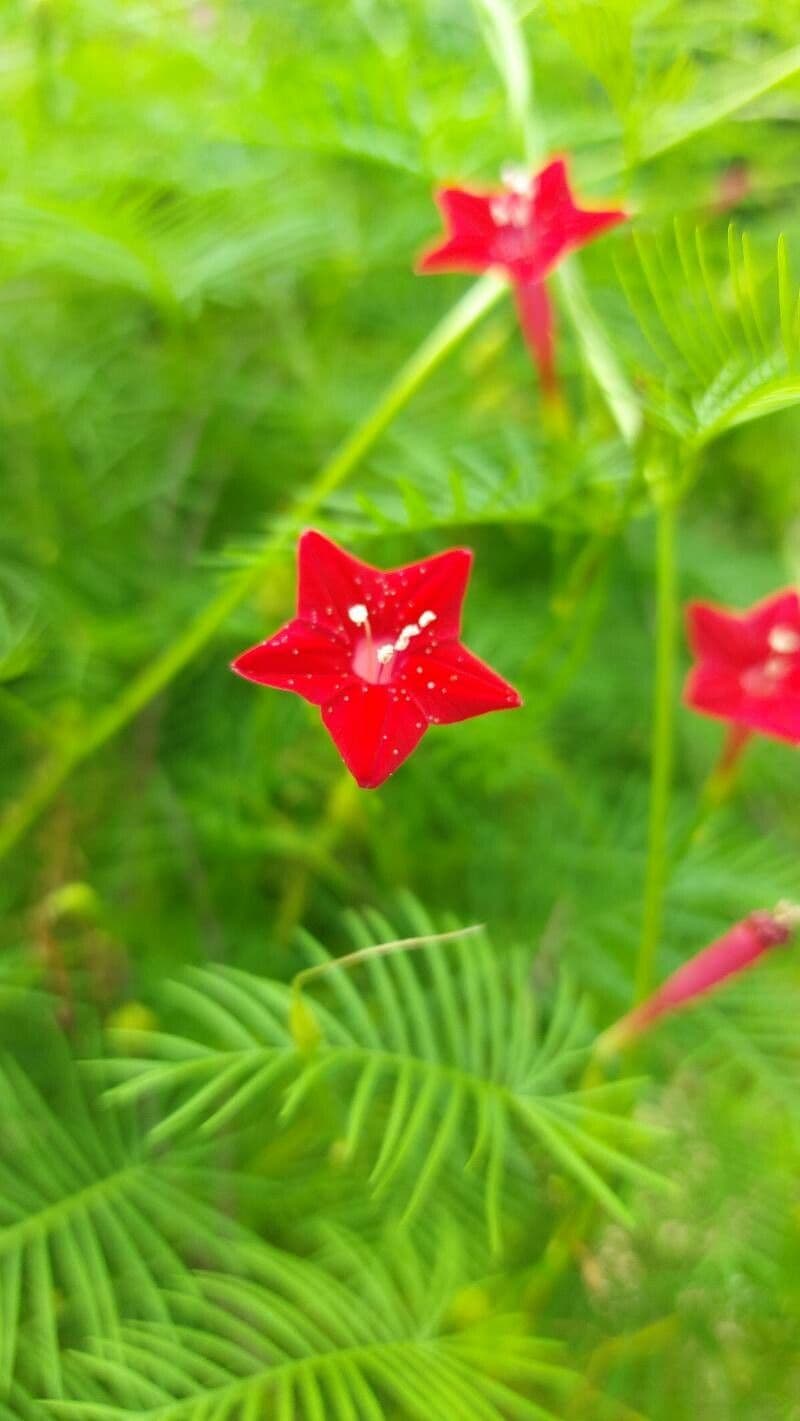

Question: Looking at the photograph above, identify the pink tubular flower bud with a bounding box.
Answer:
[599,903,800,1055]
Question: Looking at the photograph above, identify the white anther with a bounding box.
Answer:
[394,637,410,652]
[491,175,532,227]
[399,624,420,640]
[501,163,530,194]
[376,645,394,665]
[418,610,437,628]
[348,604,369,625]
[768,625,800,655]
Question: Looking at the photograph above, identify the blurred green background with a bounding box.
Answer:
[2,2,800,1418]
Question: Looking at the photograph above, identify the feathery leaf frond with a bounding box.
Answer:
[0,1056,226,1398]
[619,225,800,447]
[52,1231,579,1421]
[96,906,662,1241]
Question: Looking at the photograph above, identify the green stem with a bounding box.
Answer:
[634,494,679,1003]
[672,724,751,863]
[0,274,507,864]
[555,261,642,447]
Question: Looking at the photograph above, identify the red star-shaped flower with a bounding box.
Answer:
[417,158,626,393]
[685,589,800,745]
[418,157,625,284]
[232,531,522,788]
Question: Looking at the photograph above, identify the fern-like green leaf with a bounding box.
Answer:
[0,1057,230,1398]
[50,1231,580,1421]
[619,224,800,447]
[95,905,664,1243]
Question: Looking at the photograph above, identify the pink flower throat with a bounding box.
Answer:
[347,603,438,685]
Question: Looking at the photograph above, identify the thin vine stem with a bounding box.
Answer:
[634,493,680,1003]
[0,274,507,864]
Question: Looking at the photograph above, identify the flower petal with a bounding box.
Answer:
[685,662,800,744]
[532,156,625,277]
[533,157,572,214]
[384,547,473,642]
[748,588,800,640]
[297,529,382,641]
[398,642,522,725]
[321,685,428,788]
[686,601,762,665]
[416,188,498,273]
[232,619,352,706]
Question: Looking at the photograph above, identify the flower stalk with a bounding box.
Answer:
[635,489,680,1003]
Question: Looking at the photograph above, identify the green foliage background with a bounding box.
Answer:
[1,1,800,1417]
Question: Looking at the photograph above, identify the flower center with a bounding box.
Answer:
[348,605,437,685]
[490,164,533,229]
[490,192,532,229]
[741,625,800,697]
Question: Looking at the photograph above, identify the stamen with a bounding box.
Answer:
[490,195,512,224]
[768,625,800,655]
[500,163,531,194]
[376,646,394,665]
[418,610,437,628]
[348,604,369,626]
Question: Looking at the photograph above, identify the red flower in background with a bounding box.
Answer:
[232,531,522,788]
[418,157,626,392]
[685,590,800,746]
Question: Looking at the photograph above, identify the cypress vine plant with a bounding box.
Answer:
[1,1,800,1419]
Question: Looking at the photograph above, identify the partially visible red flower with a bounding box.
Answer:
[417,157,626,390]
[232,531,522,789]
[685,589,800,746]
[600,903,800,1053]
